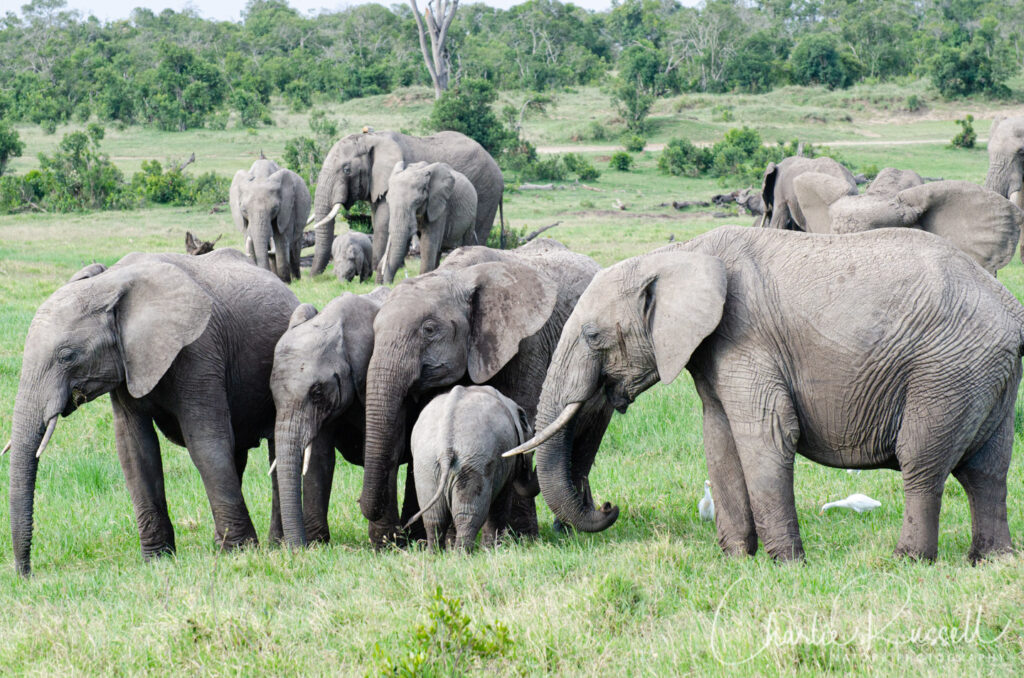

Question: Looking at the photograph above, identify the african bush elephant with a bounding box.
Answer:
[381,161,477,284]
[307,130,503,277]
[512,226,1024,563]
[760,156,857,230]
[230,158,311,283]
[864,167,923,197]
[332,230,373,282]
[793,174,1022,274]
[7,250,299,575]
[985,115,1024,208]
[270,287,388,548]
[360,240,612,546]
[406,385,535,550]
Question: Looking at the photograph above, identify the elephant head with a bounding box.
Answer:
[794,175,1023,274]
[270,290,385,547]
[381,161,455,284]
[865,168,924,198]
[360,261,558,528]
[509,248,725,533]
[230,159,310,283]
[760,156,858,231]
[309,132,405,275]
[985,116,1024,208]
[8,261,212,574]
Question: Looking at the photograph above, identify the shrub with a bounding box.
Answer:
[35,126,128,211]
[789,34,861,90]
[950,114,976,149]
[609,151,633,171]
[586,121,609,141]
[563,153,601,181]
[486,222,528,249]
[928,43,1011,99]
[283,110,340,188]
[658,138,711,177]
[0,119,25,176]
[427,78,515,156]
[905,94,923,112]
[284,79,313,111]
[623,135,646,152]
[232,89,271,128]
[612,82,654,134]
[501,140,568,182]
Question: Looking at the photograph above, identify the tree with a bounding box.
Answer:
[427,78,513,155]
[789,34,861,90]
[409,0,459,99]
[0,119,25,176]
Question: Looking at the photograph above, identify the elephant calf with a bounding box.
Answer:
[332,230,373,282]
[407,385,535,550]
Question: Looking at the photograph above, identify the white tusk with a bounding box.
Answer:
[1,440,10,456]
[503,402,582,457]
[302,444,312,476]
[306,212,316,225]
[309,203,342,231]
[36,417,57,459]
[245,236,254,256]
[268,458,277,476]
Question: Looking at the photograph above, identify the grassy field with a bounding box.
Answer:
[2,83,1024,675]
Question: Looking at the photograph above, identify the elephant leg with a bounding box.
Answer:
[290,234,301,280]
[267,439,283,545]
[272,231,292,283]
[302,434,336,544]
[419,228,442,275]
[696,387,757,556]
[371,200,390,280]
[952,401,1015,563]
[768,201,792,230]
[399,460,427,544]
[111,395,175,560]
[367,464,402,548]
[452,486,489,552]
[482,483,513,548]
[547,403,614,535]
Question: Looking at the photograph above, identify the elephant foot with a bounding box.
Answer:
[140,541,176,562]
[893,544,937,562]
[216,525,259,551]
[368,521,403,549]
[968,543,1014,565]
[507,494,539,539]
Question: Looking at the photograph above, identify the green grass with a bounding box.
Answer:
[2,83,1024,675]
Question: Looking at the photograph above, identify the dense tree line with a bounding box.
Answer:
[1,0,1022,135]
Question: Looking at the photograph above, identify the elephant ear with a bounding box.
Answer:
[270,170,295,235]
[638,250,727,385]
[463,261,558,384]
[97,262,213,399]
[991,115,1005,138]
[69,262,108,283]
[288,303,318,330]
[760,162,778,224]
[793,172,854,233]
[370,137,404,203]
[229,170,248,233]
[426,165,456,224]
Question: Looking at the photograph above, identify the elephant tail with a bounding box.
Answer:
[498,196,505,248]
[404,451,453,530]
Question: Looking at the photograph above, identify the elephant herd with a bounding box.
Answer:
[8,121,1024,575]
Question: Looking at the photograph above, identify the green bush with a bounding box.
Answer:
[501,140,568,182]
[928,42,1011,99]
[486,223,528,249]
[283,110,340,189]
[950,114,976,149]
[586,121,609,141]
[623,135,646,152]
[789,34,861,90]
[609,151,633,171]
[658,138,711,177]
[0,119,25,176]
[563,153,601,181]
[428,79,515,156]
[905,94,923,112]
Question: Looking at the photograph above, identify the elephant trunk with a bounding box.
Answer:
[382,213,414,284]
[9,384,55,576]
[274,411,312,548]
[361,348,416,523]
[533,337,618,533]
[985,157,1023,201]
[249,211,274,273]
[311,173,345,276]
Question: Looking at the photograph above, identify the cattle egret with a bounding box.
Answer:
[699,480,715,521]
[820,493,880,514]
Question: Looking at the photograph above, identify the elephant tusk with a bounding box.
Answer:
[36,416,57,459]
[302,444,312,476]
[503,402,582,457]
[309,203,342,231]
[306,211,316,225]
[268,458,277,476]
[245,236,254,257]
[1,439,10,456]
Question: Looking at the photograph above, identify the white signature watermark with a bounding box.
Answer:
[709,574,1012,665]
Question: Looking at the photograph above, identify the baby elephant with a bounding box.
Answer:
[332,230,373,282]
[407,385,535,550]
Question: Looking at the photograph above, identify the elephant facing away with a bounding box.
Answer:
[985,115,1024,209]
[8,250,300,575]
[406,385,535,551]
[512,225,1024,563]
[308,130,503,277]
[332,230,373,283]
[865,167,924,197]
[270,286,389,548]
[794,173,1023,274]
[382,161,478,284]
[230,158,311,283]
[760,156,858,231]
[360,241,613,547]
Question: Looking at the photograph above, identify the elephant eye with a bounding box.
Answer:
[581,325,602,349]
[57,348,78,364]
[342,164,351,176]
[309,382,333,406]
[421,320,439,339]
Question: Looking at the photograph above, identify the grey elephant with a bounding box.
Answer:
[7,250,299,575]
[332,230,373,282]
[270,287,389,547]
[406,385,535,550]
[360,241,613,547]
[864,167,924,197]
[793,174,1022,274]
[230,157,311,283]
[381,161,478,284]
[985,115,1024,208]
[510,225,1024,563]
[760,156,857,230]
[307,130,503,277]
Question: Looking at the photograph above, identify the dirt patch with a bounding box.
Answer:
[563,209,732,220]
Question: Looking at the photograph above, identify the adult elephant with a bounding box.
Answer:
[864,167,923,197]
[271,287,389,547]
[793,174,1022,275]
[759,156,857,230]
[7,250,299,575]
[985,115,1024,208]
[509,226,1024,563]
[230,157,311,283]
[307,130,503,277]
[359,240,612,545]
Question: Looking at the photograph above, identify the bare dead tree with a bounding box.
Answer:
[409,0,459,99]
